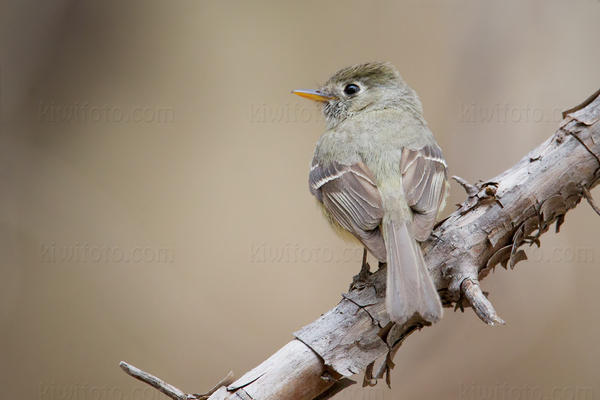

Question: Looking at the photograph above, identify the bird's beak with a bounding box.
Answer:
[292,89,336,102]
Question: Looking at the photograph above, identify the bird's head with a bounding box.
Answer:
[293,62,422,128]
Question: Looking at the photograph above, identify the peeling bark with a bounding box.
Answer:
[121,90,600,400]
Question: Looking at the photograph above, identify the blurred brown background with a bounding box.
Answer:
[1,1,599,399]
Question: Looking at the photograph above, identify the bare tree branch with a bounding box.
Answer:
[120,90,600,400]
[119,362,234,400]
[120,361,189,400]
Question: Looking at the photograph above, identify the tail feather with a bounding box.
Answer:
[384,220,442,325]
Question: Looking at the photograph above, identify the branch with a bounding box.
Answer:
[120,90,600,400]
[119,361,234,400]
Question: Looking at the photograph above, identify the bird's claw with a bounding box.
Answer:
[350,248,372,290]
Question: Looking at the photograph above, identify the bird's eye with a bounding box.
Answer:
[343,84,360,96]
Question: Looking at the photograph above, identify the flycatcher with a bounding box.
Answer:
[293,62,448,325]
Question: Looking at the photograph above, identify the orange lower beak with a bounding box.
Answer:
[292,89,336,102]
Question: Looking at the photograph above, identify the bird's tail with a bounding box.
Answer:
[383,220,443,325]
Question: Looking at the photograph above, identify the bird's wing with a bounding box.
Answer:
[400,144,448,241]
[309,160,386,260]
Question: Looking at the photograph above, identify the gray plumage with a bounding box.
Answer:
[298,62,448,325]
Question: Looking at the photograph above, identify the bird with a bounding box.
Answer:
[293,62,448,325]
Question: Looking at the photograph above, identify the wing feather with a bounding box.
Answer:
[309,161,386,261]
[401,144,448,241]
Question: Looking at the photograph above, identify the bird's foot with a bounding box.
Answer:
[350,248,372,291]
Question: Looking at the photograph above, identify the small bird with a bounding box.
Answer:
[293,62,448,325]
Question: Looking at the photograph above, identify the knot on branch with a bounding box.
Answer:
[452,176,502,215]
